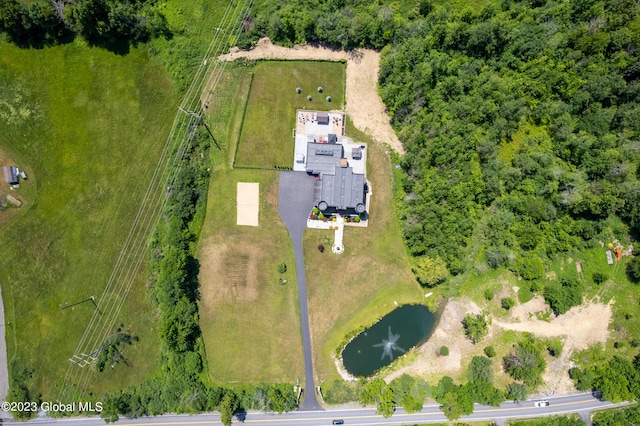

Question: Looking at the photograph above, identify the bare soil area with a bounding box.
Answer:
[388,298,482,380]
[387,296,613,395]
[218,37,405,154]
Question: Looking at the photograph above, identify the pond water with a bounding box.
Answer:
[341,304,436,377]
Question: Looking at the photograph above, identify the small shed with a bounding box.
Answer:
[3,166,18,185]
[317,112,329,125]
[328,133,338,144]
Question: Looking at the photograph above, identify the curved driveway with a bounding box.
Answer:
[277,171,322,411]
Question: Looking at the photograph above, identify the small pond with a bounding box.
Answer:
[341,304,436,377]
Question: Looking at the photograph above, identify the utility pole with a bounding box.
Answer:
[178,107,221,150]
[60,296,102,315]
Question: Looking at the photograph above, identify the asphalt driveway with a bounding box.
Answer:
[278,171,322,411]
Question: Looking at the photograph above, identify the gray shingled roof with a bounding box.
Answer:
[319,166,365,210]
[306,143,343,176]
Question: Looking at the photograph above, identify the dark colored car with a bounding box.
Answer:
[332,421,344,425]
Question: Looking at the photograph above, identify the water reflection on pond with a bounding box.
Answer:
[342,304,436,377]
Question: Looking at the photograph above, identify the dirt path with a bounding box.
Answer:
[218,37,405,154]
[494,296,613,394]
[387,296,613,395]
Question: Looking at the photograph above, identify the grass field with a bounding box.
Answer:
[304,121,425,382]
[235,61,346,169]
[197,63,304,383]
[198,60,423,384]
[0,40,178,399]
[197,168,304,383]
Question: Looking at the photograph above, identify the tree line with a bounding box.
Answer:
[324,332,555,421]
[235,0,420,50]
[0,0,169,51]
[98,125,297,424]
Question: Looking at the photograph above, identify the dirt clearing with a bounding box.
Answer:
[387,296,613,394]
[218,37,405,154]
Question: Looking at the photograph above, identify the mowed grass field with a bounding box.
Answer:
[197,63,304,383]
[199,59,423,384]
[197,168,304,383]
[303,122,424,381]
[235,61,345,169]
[0,41,178,398]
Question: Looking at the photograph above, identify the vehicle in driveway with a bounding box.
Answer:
[534,400,550,407]
[332,420,344,425]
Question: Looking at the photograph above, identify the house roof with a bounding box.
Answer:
[316,166,366,211]
[306,142,343,176]
[317,112,329,124]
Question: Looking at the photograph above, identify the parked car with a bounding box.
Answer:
[534,400,550,407]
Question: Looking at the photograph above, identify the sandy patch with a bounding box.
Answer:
[237,182,259,226]
[387,298,482,381]
[493,297,612,352]
[386,295,613,395]
[493,296,613,394]
[218,37,405,154]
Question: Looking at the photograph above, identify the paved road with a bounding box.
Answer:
[277,171,322,411]
[2,393,630,425]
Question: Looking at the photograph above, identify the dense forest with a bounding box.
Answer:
[379,0,640,277]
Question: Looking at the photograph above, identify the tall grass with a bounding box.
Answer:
[0,41,177,398]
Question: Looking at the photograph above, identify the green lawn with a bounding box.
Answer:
[304,121,425,382]
[196,64,304,383]
[197,168,304,384]
[198,60,423,385]
[235,60,346,169]
[0,40,178,399]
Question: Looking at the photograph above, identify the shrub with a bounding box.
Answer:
[503,337,546,387]
[592,271,609,284]
[518,286,533,303]
[518,257,545,280]
[484,289,494,301]
[440,346,449,356]
[411,256,449,287]
[277,262,287,274]
[501,297,516,311]
[467,356,493,382]
[627,256,640,283]
[484,346,497,358]
[462,314,489,344]
[506,382,528,402]
[543,276,584,315]
[547,339,563,357]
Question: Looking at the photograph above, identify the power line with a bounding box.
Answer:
[58,0,254,403]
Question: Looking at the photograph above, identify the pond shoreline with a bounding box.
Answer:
[335,300,446,379]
